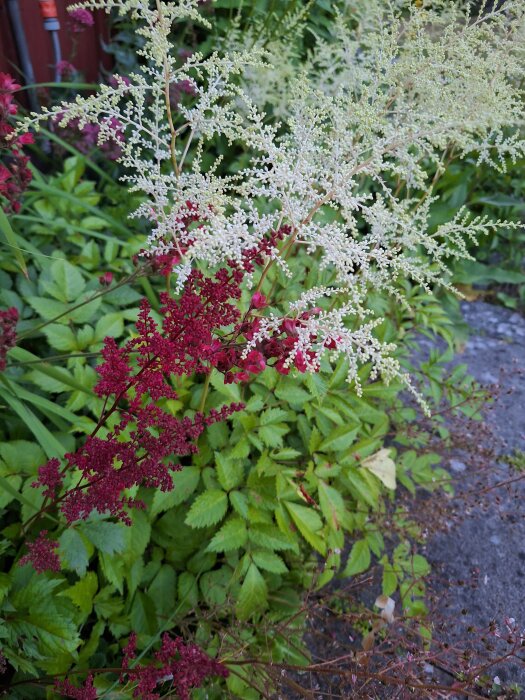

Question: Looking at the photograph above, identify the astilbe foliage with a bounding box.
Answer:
[0,74,33,212]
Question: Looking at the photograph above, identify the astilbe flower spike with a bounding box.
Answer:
[120,632,229,700]
[0,74,33,212]
[18,530,60,574]
[55,674,97,700]
[0,306,18,371]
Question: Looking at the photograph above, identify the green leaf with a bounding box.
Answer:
[249,523,297,552]
[8,347,90,394]
[58,529,91,576]
[342,540,371,577]
[151,467,200,516]
[0,376,64,459]
[318,480,345,530]
[45,259,86,302]
[95,312,124,341]
[275,379,311,407]
[252,550,288,574]
[131,591,157,635]
[148,565,176,617]
[27,296,69,320]
[60,572,98,615]
[178,571,199,609]
[236,563,268,620]
[215,453,244,491]
[318,424,359,453]
[81,520,126,555]
[185,489,228,529]
[42,324,77,352]
[0,206,27,276]
[285,502,326,555]
[207,517,247,552]
[230,490,249,519]
[382,561,398,596]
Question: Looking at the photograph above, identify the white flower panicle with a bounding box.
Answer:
[17,0,525,395]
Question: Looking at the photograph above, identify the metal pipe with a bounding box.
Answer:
[5,0,39,112]
[38,0,62,84]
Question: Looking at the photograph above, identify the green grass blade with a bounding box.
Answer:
[0,376,65,459]
[0,207,28,277]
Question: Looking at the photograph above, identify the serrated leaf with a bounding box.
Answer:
[81,520,126,555]
[43,324,77,351]
[130,591,157,635]
[148,565,176,617]
[185,489,228,529]
[275,380,311,406]
[150,467,200,516]
[230,490,249,519]
[235,563,268,620]
[215,453,244,491]
[61,572,98,615]
[318,480,345,530]
[361,448,396,490]
[285,502,326,555]
[318,424,359,453]
[58,529,92,576]
[45,259,86,302]
[252,550,288,574]
[207,517,247,552]
[343,539,371,577]
[95,312,124,341]
[249,523,297,551]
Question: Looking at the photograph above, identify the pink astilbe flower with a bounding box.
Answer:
[0,306,18,371]
[56,60,76,79]
[68,7,94,32]
[0,74,33,212]
[121,632,228,700]
[52,115,124,161]
[19,530,60,573]
[32,457,63,500]
[55,674,97,700]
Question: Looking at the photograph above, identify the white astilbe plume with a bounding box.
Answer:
[16,0,525,394]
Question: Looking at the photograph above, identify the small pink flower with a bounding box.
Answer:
[294,351,308,372]
[57,60,76,79]
[241,350,266,374]
[250,291,267,309]
[68,7,94,32]
[98,271,113,286]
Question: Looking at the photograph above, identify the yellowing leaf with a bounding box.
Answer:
[361,448,396,490]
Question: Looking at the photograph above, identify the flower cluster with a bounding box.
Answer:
[121,632,229,700]
[22,1,525,396]
[68,6,94,33]
[32,262,253,525]
[53,114,124,160]
[18,530,61,573]
[56,674,97,700]
[0,306,18,372]
[0,73,33,212]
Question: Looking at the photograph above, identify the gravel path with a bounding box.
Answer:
[424,301,525,689]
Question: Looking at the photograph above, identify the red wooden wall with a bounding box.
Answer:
[0,0,111,86]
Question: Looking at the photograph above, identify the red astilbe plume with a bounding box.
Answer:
[55,674,97,700]
[31,266,246,525]
[120,632,229,700]
[0,306,18,371]
[0,73,33,212]
[18,530,60,574]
